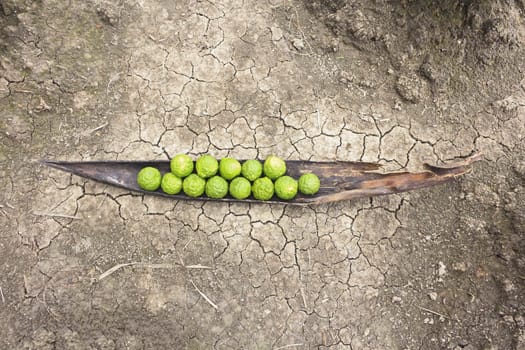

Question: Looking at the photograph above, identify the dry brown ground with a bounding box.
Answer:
[0,0,524,349]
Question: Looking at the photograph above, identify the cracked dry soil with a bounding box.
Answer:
[0,0,524,349]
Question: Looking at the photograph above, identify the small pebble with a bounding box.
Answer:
[452,261,467,272]
[270,26,283,41]
[428,292,438,301]
[392,296,402,303]
[292,38,305,51]
[502,279,515,293]
[423,317,434,325]
[438,261,447,278]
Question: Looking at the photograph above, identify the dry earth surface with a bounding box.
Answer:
[1,0,524,349]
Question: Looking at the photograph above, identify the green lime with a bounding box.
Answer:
[241,159,263,181]
[219,158,242,180]
[252,177,274,201]
[182,174,206,197]
[263,155,286,180]
[137,167,162,191]
[195,154,219,179]
[229,177,251,199]
[298,173,320,195]
[161,173,183,195]
[170,154,194,178]
[274,175,298,200]
[205,176,229,199]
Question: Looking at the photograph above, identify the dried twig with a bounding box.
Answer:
[0,286,5,304]
[417,305,450,320]
[107,72,122,92]
[88,122,109,134]
[97,188,109,209]
[182,238,194,251]
[33,211,81,220]
[13,89,34,94]
[190,280,218,310]
[185,264,212,269]
[300,286,308,309]
[98,262,175,281]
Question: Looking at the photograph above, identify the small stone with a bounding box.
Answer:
[502,279,515,293]
[423,317,434,324]
[395,74,423,104]
[292,38,305,51]
[0,78,9,98]
[338,70,354,84]
[458,339,469,347]
[387,68,394,75]
[392,100,402,111]
[513,161,525,177]
[330,38,339,52]
[419,61,437,82]
[392,296,402,303]
[270,26,283,41]
[437,261,447,279]
[96,5,120,26]
[452,261,467,272]
[428,292,438,301]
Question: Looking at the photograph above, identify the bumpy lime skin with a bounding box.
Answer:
[170,154,194,178]
[241,159,263,181]
[182,174,206,198]
[298,173,320,195]
[229,177,251,199]
[263,155,287,180]
[252,177,274,200]
[161,173,183,195]
[137,167,162,191]
[205,176,229,199]
[219,158,242,180]
[195,155,219,179]
[274,175,298,200]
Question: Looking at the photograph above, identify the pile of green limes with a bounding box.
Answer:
[136,154,321,201]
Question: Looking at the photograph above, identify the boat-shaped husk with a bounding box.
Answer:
[43,154,481,206]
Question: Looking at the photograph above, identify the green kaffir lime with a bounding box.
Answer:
[263,155,286,180]
[274,175,298,200]
[161,173,183,195]
[170,154,194,178]
[241,159,263,181]
[219,158,242,180]
[205,176,229,199]
[229,177,251,199]
[252,177,274,201]
[195,154,219,179]
[137,167,162,191]
[298,173,320,195]
[182,174,206,198]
